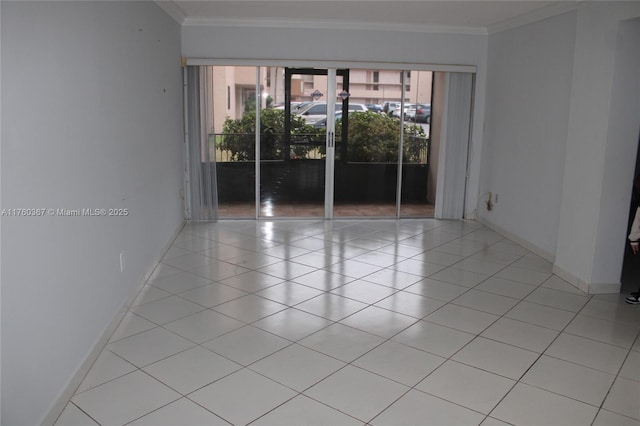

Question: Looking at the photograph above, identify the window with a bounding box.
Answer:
[373,71,379,91]
[304,104,327,115]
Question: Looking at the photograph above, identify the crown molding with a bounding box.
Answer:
[185,57,477,73]
[155,0,186,25]
[182,16,488,36]
[487,1,578,34]
[158,0,578,37]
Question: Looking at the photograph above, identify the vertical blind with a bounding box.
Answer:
[185,66,218,221]
[435,72,474,219]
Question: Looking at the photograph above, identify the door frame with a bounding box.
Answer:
[274,67,350,219]
[184,61,478,220]
[283,68,350,163]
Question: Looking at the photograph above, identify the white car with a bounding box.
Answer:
[272,102,311,113]
[382,101,401,115]
[296,102,368,124]
[391,103,415,118]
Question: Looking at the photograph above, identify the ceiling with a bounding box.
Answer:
[158,0,578,34]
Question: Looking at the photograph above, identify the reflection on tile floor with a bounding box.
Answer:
[216,203,435,218]
[56,219,640,425]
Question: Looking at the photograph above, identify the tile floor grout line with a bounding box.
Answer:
[350,240,532,422]
[590,326,640,425]
[71,349,140,396]
[404,263,585,423]
[60,219,640,426]
[484,292,602,423]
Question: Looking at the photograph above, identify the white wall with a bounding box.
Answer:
[183,25,486,66]
[554,2,640,292]
[1,2,184,424]
[183,25,488,218]
[480,2,640,292]
[0,4,3,425]
[480,11,577,257]
[591,18,640,285]
[555,2,640,292]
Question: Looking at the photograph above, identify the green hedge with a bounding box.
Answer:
[220,109,427,163]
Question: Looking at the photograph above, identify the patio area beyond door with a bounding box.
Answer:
[259,68,347,218]
[186,65,436,220]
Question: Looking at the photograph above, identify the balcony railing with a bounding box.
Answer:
[208,133,429,164]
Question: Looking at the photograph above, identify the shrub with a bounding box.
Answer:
[220,108,428,163]
[220,109,314,161]
[340,111,426,163]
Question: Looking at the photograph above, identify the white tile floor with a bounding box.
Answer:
[55,219,640,426]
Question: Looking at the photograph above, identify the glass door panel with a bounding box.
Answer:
[400,69,434,217]
[193,65,435,220]
[333,68,400,217]
[259,68,334,217]
[203,66,257,218]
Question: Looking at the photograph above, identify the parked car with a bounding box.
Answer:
[382,101,401,115]
[297,102,368,124]
[293,102,313,114]
[272,102,311,113]
[313,111,344,129]
[391,103,415,118]
[414,104,431,123]
[366,103,383,114]
[406,103,431,123]
[342,103,368,112]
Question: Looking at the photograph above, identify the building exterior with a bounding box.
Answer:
[206,67,432,133]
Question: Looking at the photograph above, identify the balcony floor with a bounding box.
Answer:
[216,202,435,218]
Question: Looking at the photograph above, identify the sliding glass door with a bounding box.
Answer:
[332,69,433,218]
[333,68,401,217]
[258,68,344,217]
[186,64,438,220]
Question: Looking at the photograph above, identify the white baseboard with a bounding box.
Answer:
[587,282,622,294]
[41,220,186,426]
[552,263,621,294]
[476,217,555,262]
[552,263,590,293]
[477,217,621,295]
